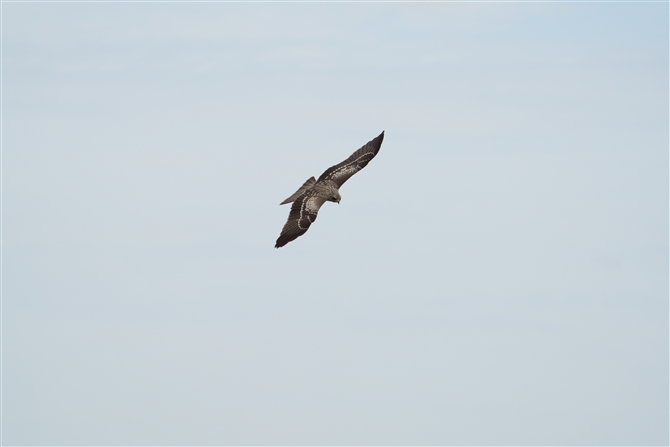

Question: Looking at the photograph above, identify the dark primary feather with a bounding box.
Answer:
[275,193,318,248]
[317,131,384,188]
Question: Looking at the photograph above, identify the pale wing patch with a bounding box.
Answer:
[305,196,325,214]
[332,165,358,179]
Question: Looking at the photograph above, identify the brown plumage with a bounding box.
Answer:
[275,131,385,248]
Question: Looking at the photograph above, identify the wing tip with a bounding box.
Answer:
[372,130,385,151]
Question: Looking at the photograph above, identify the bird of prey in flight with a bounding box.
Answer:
[275,131,385,248]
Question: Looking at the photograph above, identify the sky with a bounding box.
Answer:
[2,2,668,445]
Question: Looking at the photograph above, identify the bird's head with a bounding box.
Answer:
[330,190,341,204]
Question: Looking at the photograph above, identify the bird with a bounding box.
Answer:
[275,131,385,248]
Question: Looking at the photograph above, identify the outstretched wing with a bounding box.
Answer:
[275,193,327,248]
[317,131,384,188]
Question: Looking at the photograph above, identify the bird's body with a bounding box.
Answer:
[275,131,384,248]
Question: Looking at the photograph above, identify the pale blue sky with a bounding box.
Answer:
[3,2,668,445]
